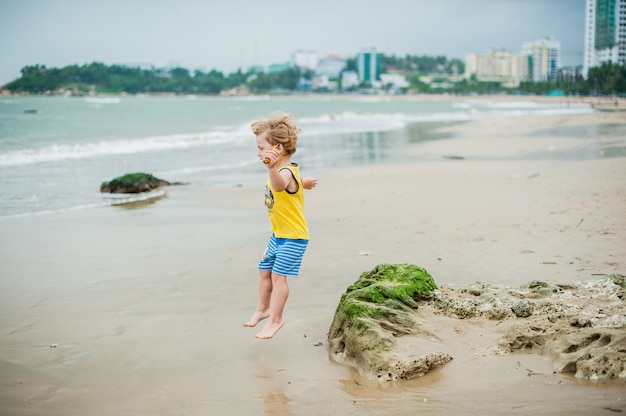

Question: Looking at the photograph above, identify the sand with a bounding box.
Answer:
[0,108,625,415]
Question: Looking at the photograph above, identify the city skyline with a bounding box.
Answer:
[1,0,585,86]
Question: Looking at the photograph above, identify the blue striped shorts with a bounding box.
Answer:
[258,234,309,277]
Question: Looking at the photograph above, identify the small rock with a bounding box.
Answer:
[100,172,185,194]
[512,301,533,318]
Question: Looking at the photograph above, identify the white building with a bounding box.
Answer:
[312,75,339,91]
[520,37,562,82]
[464,49,530,87]
[584,0,598,77]
[315,54,347,79]
[379,73,410,90]
[341,71,360,90]
[583,0,626,78]
[292,50,319,71]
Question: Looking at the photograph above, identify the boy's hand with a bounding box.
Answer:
[303,177,317,190]
[263,145,281,167]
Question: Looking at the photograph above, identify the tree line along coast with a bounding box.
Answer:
[2,55,625,97]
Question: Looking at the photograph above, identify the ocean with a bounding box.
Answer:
[0,94,594,218]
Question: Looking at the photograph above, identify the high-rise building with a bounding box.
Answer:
[584,0,598,76]
[357,48,381,84]
[521,37,562,82]
[464,49,530,87]
[583,0,626,78]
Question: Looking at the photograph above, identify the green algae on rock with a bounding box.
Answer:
[328,264,625,382]
[100,172,180,194]
[328,263,452,381]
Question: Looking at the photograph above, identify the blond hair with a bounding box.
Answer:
[251,112,301,156]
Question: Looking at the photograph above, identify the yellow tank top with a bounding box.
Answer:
[264,164,309,240]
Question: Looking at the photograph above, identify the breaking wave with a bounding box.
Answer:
[0,101,593,167]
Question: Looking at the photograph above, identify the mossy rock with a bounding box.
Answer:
[608,274,626,289]
[335,263,437,331]
[100,172,177,194]
[328,263,452,381]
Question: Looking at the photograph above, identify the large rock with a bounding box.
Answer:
[328,265,626,382]
[427,275,626,380]
[327,263,453,381]
[100,172,179,194]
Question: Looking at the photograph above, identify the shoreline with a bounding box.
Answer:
[3,88,625,103]
[0,97,608,217]
[1,110,625,415]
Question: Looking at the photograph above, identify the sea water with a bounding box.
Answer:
[0,95,593,218]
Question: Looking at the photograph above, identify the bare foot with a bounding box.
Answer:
[255,320,284,339]
[243,311,269,327]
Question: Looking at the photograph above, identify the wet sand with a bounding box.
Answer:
[0,110,625,415]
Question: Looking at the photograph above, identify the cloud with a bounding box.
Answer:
[0,0,584,86]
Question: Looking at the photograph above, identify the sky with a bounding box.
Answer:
[0,0,586,86]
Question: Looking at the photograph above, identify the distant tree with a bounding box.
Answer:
[405,73,430,93]
[194,69,226,94]
[13,53,620,97]
[225,69,248,89]
[587,62,626,95]
[345,58,357,72]
[6,65,50,92]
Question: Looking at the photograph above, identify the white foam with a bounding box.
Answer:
[0,101,594,166]
[231,95,271,101]
[298,103,593,136]
[85,97,121,104]
[0,130,249,166]
[158,158,259,177]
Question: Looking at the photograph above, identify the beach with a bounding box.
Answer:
[1,107,625,415]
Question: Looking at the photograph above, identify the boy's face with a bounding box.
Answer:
[256,133,272,161]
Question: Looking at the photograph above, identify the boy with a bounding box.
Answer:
[244,112,316,339]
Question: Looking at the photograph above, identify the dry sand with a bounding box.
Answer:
[0,109,625,415]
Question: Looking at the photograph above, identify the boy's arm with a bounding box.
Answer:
[302,177,317,190]
[268,167,294,192]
